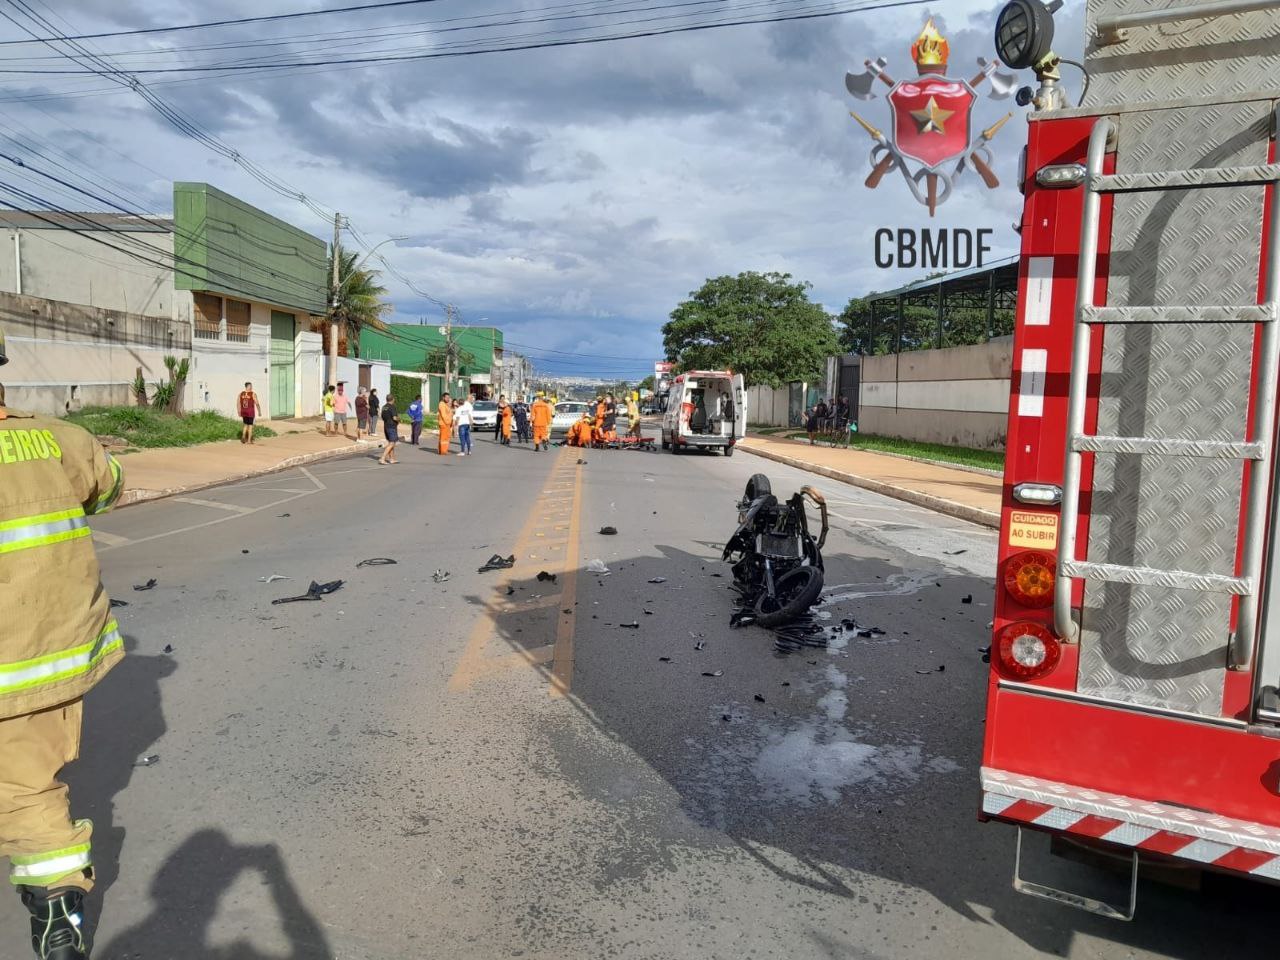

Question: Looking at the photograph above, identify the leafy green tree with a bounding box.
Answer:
[638,375,656,392]
[663,272,838,388]
[420,343,476,377]
[328,249,392,358]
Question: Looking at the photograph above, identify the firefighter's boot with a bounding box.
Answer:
[20,887,88,960]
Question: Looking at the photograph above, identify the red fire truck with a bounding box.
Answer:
[980,0,1280,918]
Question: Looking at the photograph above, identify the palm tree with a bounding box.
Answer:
[326,249,393,358]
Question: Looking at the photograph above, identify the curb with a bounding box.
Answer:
[117,444,366,508]
[745,433,1003,478]
[739,443,1000,529]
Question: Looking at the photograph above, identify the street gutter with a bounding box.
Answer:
[738,441,1000,529]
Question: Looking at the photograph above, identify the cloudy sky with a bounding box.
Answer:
[0,0,1086,378]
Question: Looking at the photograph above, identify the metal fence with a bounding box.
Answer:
[846,259,1019,356]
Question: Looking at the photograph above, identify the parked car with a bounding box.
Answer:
[660,371,746,456]
[472,399,498,429]
[551,401,592,435]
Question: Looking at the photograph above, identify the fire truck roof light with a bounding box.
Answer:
[1013,482,1062,505]
[1036,163,1086,188]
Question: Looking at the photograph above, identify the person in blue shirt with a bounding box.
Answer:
[407,395,425,447]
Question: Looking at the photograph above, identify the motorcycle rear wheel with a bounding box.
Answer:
[753,566,824,627]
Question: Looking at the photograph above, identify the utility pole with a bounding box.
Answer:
[327,212,341,388]
[443,303,455,397]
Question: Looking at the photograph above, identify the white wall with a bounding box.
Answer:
[745,384,790,427]
[0,227,174,319]
[335,356,391,399]
[188,325,272,419]
[296,330,324,418]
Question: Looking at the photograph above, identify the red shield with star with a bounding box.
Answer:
[888,77,974,172]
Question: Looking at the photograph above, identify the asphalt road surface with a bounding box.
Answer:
[2,431,1273,959]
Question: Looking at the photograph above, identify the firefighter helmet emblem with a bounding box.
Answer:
[845,18,1016,216]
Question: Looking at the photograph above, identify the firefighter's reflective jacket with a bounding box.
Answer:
[0,409,124,719]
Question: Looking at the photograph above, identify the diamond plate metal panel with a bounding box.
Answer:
[1084,0,1280,109]
[1078,103,1270,716]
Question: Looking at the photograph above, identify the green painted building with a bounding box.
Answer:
[361,324,503,381]
[172,182,328,419]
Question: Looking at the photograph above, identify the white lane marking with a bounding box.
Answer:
[94,489,318,552]
[91,529,131,547]
[299,466,326,492]
[172,497,255,515]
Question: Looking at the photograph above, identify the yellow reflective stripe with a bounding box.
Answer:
[0,621,122,697]
[91,455,124,515]
[9,843,91,884]
[0,525,91,556]
[0,508,84,532]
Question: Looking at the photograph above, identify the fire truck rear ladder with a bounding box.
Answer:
[1056,112,1280,676]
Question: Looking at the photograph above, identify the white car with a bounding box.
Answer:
[472,399,498,429]
[551,401,592,435]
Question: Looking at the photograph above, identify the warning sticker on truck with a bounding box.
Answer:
[1009,512,1058,550]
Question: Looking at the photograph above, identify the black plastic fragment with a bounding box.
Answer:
[659,656,673,662]
[163,644,174,654]
[536,571,557,583]
[242,549,250,554]
[599,526,617,536]
[272,579,345,604]
[961,594,973,604]
[133,578,157,591]
[753,694,766,703]
[619,621,640,629]
[133,754,160,768]
[478,554,516,573]
[702,670,723,678]
[357,558,398,567]
[110,598,129,608]
[694,641,705,651]
[648,577,667,584]
[944,549,967,555]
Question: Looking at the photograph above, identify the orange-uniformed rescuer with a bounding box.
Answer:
[436,392,454,455]
[0,325,124,960]
[530,392,552,452]
[498,395,513,445]
[567,414,592,447]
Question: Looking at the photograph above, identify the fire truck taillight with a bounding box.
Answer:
[994,622,1061,680]
[1002,551,1055,607]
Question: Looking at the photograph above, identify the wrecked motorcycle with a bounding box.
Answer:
[722,473,828,626]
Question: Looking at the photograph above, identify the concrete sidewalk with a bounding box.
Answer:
[115,418,369,506]
[738,434,1002,528]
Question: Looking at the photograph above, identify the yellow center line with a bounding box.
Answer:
[447,448,583,695]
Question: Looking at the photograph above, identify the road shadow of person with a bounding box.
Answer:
[94,829,334,960]
[63,634,174,944]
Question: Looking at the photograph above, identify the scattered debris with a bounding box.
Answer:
[258,574,291,583]
[162,644,174,654]
[643,610,653,616]
[133,755,160,768]
[647,577,667,584]
[357,558,398,567]
[980,646,991,664]
[577,458,588,465]
[944,549,967,555]
[961,594,973,604]
[709,572,723,578]
[780,681,790,687]
[242,549,250,554]
[753,693,766,703]
[702,670,724,678]
[586,559,611,575]
[133,579,157,591]
[536,571,557,583]
[278,513,291,518]
[507,585,517,595]
[599,526,617,536]
[721,714,732,722]
[432,570,451,584]
[729,610,756,629]
[659,656,673,663]
[272,580,345,605]
[694,641,705,651]
[109,598,129,608]
[478,554,516,573]
[619,621,640,629]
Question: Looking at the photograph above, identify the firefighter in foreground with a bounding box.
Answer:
[0,326,125,959]
[530,392,552,451]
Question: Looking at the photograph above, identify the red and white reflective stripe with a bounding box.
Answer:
[983,791,1280,880]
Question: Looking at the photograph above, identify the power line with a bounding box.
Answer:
[0,0,932,76]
